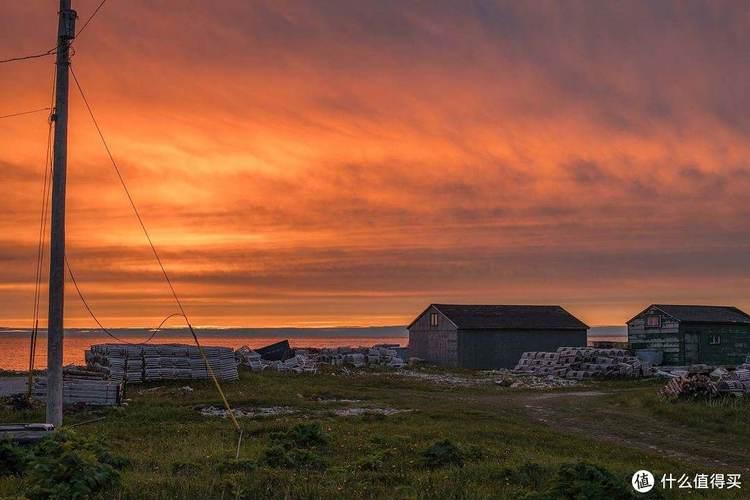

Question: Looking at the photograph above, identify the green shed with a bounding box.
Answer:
[627,304,750,366]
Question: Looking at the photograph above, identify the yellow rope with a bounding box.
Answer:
[186,323,241,431]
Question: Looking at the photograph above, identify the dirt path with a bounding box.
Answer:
[514,389,749,472]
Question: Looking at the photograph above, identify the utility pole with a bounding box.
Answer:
[47,0,76,428]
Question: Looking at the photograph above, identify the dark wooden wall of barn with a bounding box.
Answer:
[458,329,588,369]
[408,306,458,366]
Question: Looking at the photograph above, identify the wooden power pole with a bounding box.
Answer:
[47,0,76,428]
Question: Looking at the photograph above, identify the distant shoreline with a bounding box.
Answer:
[0,325,625,335]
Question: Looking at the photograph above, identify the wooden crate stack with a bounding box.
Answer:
[513,347,650,379]
[660,375,718,400]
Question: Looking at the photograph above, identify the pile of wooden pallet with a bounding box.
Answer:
[660,361,750,400]
[513,347,652,379]
[660,374,718,400]
[32,367,123,406]
[86,343,238,383]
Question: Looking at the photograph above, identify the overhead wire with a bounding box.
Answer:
[0,107,53,120]
[1,0,106,65]
[27,70,57,398]
[0,49,56,65]
[75,0,108,39]
[69,64,241,432]
[65,257,185,345]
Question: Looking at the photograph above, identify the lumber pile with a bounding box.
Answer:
[513,347,653,379]
[660,375,717,401]
[32,367,123,406]
[87,343,238,383]
[660,361,750,400]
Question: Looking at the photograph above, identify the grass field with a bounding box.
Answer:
[1,368,749,499]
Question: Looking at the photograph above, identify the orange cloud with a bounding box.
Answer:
[1,1,750,327]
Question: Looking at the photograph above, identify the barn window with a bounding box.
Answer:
[645,315,661,328]
[710,335,721,345]
[430,312,439,327]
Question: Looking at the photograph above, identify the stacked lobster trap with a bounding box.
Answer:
[513,347,654,379]
[86,343,238,383]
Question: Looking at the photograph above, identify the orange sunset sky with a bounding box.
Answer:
[1,1,749,328]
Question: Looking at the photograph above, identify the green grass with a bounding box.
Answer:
[1,370,748,499]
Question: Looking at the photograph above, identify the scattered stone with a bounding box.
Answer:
[199,405,298,419]
[379,368,579,389]
[333,407,411,417]
[315,398,363,404]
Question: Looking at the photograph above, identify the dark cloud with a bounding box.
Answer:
[2,1,750,326]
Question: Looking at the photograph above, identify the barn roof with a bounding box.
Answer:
[412,304,588,330]
[630,304,750,324]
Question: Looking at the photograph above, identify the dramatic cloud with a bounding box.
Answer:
[1,1,749,326]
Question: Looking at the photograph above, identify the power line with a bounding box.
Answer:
[0,49,56,65]
[0,107,52,120]
[66,256,183,345]
[69,64,241,432]
[69,65,188,323]
[75,0,108,38]
[27,68,57,397]
[1,0,107,65]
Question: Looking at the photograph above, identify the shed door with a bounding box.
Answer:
[684,332,700,364]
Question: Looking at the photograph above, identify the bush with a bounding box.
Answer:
[215,458,257,474]
[262,422,329,470]
[25,430,125,500]
[355,449,392,471]
[536,462,637,500]
[419,439,464,468]
[270,422,328,449]
[501,462,549,489]
[171,460,202,476]
[0,440,29,476]
[262,445,328,470]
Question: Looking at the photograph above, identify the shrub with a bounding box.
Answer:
[25,430,125,500]
[262,445,328,470]
[0,440,29,476]
[270,422,328,449]
[355,449,392,471]
[262,422,329,470]
[535,462,638,500]
[419,439,464,468]
[215,458,257,474]
[501,462,549,489]
[171,460,202,476]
